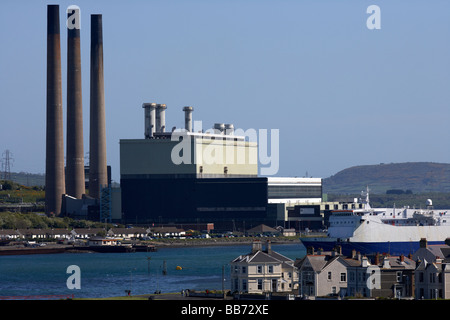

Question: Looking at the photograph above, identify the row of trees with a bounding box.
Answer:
[0,211,111,230]
[386,189,413,195]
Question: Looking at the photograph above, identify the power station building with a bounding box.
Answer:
[45,5,326,229]
[119,105,324,230]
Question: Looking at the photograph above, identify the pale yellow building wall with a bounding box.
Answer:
[120,135,258,177]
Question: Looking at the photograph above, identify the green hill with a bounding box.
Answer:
[323,162,450,194]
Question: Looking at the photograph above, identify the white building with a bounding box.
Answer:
[230,240,298,294]
[267,177,322,205]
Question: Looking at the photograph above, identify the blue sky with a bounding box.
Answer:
[1,0,450,183]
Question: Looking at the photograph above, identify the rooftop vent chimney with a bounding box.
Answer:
[251,240,262,254]
[183,106,193,132]
[156,104,167,133]
[420,238,428,248]
[224,123,234,135]
[142,103,156,138]
[213,123,225,134]
[265,240,272,254]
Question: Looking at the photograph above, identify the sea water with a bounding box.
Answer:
[0,243,306,299]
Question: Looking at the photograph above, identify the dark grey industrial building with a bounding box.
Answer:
[121,176,269,229]
[118,105,324,230]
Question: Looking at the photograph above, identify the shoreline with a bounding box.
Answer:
[0,237,302,256]
[150,237,301,248]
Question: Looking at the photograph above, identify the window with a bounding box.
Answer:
[358,272,364,282]
[234,265,239,273]
[242,279,247,291]
[257,279,263,290]
[340,273,346,282]
[268,265,273,273]
[242,266,246,274]
[396,271,402,283]
[267,185,322,199]
[419,272,424,282]
[349,271,355,281]
[328,271,332,280]
[257,265,263,274]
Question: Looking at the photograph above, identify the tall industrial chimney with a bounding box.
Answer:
[66,6,85,199]
[156,104,166,133]
[143,103,156,138]
[183,106,193,132]
[45,5,65,215]
[89,14,107,199]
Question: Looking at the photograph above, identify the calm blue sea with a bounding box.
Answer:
[0,243,306,299]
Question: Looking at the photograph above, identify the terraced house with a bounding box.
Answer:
[295,247,348,297]
[230,240,298,294]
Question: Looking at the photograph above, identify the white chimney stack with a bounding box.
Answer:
[142,103,156,138]
[183,106,193,132]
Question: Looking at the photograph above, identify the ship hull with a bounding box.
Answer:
[300,237,445,256]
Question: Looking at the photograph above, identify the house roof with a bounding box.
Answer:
[247,224,278,234]
[238,251,283,264]
[150,226,184,233]
[73,228,105,235]
[0,229,19,236]
[342,258,362,267]
[412,244,450,262]
[231,243,294,265]
[108,227,148,234]
[382,256,416,270]
[416,259,443,271]
[295,254,343,272]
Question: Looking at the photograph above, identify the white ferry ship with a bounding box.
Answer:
[300,188,450,256]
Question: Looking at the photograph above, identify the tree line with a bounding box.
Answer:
[0,211,111,230]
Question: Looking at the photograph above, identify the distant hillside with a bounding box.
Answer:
[3,172,120,188]
[323,162,450,194]
[1,172,45,187]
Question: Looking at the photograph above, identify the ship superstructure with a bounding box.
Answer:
[300,188,450,255]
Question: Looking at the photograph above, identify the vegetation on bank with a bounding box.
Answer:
[146,235,300,246]
[4,178,450,231]
[0,211,112,230]
[0,180,44,203]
